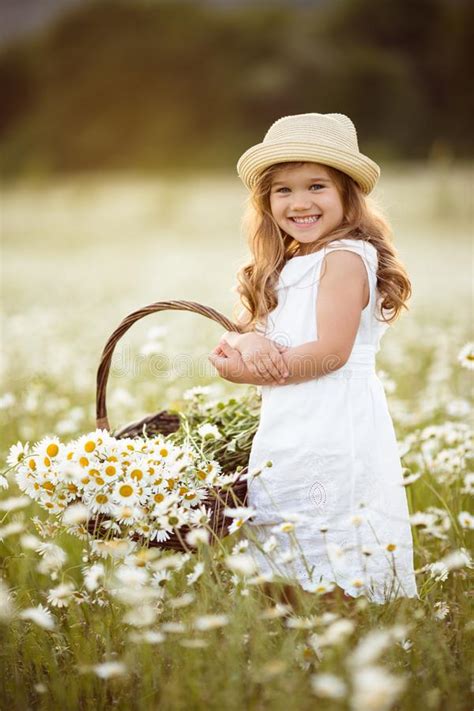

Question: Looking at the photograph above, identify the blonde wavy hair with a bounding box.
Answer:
[233,161,412,333]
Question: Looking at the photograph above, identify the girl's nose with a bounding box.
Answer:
[290,192,315,210]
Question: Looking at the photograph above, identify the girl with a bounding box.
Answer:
[208,113,419,605]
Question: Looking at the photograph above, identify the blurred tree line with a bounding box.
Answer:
[0,0,472,177]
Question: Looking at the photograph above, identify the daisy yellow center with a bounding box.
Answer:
[130,469,143,481]
[196,470,207,481]
[159,448,168,457]
[89,469,100,477]
[46,443,59,457]
[95,477,105,486]
[386,543,397,552]
[166,479,176,490]
[96,494,108,504]
[28,459,36,471]
[43,457,51,467]
[85,441,95,453]
[42,481,55,491]
[105,465,117,476]
[119,485,134,498]
[153,493,165,503]
[79,456,89,468]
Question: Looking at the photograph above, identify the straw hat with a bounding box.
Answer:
[236,112,380,195]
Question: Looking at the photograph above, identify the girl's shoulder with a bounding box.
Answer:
[324,238,378,266]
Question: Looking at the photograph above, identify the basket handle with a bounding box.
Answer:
[96,299,244,432]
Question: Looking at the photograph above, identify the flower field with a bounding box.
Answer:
[1,165,472,710]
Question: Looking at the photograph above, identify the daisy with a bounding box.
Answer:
[47,582,76,608]
[91,661,127,679]
[85,490,114,515]
[183,385,211,400]
[197,423,222,440]
[7,441,30,468]
[62,502,89,525]
[311,673,347,700]
[457,342,474,370]
[113,479,140,505]
[102,459,122,480]
[193,614,229,631]
[458,511,474,529]
[125,463,151,487]
[185,528,210,547]
[111,504,142,526]
[32,435,63,471]
[83,563,106,592]
[19,604,55,630]
[0,495,31,512]
[186,561,205,585]
[224,553,258,577]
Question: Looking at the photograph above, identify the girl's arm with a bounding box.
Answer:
[279,250,369,385]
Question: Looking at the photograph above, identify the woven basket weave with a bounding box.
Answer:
[90,300,251,551]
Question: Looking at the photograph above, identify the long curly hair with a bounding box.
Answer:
[232,161,412,333]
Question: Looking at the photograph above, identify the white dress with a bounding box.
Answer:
[244,238,419,604]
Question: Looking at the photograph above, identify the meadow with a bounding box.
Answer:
[1,162,472,710]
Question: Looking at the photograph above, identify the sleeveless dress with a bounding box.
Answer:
[244,238,419,604]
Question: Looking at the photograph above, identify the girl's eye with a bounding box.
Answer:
[274,183,324,193]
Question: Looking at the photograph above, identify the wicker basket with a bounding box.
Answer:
[91,300,251,551]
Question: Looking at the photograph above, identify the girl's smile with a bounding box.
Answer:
[270,163,344,253]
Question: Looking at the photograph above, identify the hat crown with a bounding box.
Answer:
[264,112,359,152]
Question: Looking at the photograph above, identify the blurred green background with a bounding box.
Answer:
[0,0,472,176]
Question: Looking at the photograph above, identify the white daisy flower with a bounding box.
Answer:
[224,553,258,577]
[62,502,90,525]
[457,342,474,370]
[113,479,140,505]
[91,661,127,679]
[186,561,205,585]
[83,563,106,592]
[85,490,114,515]
[185,528,210,547]
[19,604,55,630]
[6,441,30,468]
[193,614,229,631]
[0,495,31,512]
[458,511,474,529]
[350,665,406,711]
[183,385,211,400]
[32,436,64,472]
[311,673,347,700]
[47,582,76,608]
[197,423,222,440]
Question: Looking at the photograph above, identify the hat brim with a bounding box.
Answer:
[236,140,380,195]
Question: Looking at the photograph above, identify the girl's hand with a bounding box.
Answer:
[223,332,289,384]
[208,341,247,383]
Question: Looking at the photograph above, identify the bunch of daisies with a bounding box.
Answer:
[7,429,240,543]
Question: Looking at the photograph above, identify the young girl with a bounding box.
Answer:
[208,113,419,605]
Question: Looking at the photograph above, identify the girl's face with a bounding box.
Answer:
[269,162,344,254]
